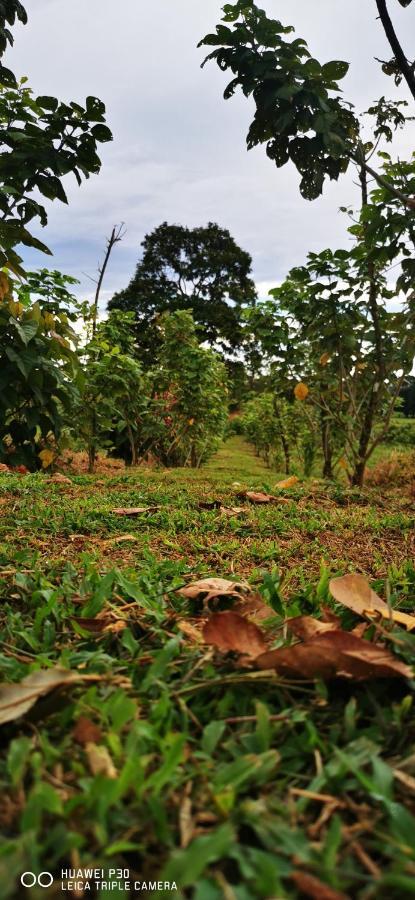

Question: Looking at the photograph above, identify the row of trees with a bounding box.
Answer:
[2,0,415,485]
[1,271,228,471]
[196,0,415,486]
[0,4,228,473]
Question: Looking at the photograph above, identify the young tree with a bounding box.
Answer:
[77,311,147,472]
[0,271,80,469]
[108,222,257,361]
[199,0,415,207]
[200,2,415,484]
[149,310,229,467]
[0,2,112,274]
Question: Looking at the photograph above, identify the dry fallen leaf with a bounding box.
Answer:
[330,573,415,631]
[85,742,117,779]
[233,591,273,624]
[73,716,102,745]
[256,630,412,680]
[112,506,160,516]
[291,871,351,900]
[287,616,339,641]
[274,475,299,490]
[70,616,126,635]
[103,534,140,545]
[0,463,10,473]
[0,668,100,725]
[177,620,204,643]
[49,473,73,485]
[177,577,249,604]
[203,611,268,658]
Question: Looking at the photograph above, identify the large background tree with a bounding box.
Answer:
[108,221,257,362]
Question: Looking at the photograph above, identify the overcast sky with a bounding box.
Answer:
[10,0,415,308]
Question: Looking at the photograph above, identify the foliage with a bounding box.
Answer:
[0,4,112,274]
[0,270,80,469]
[76,311,149,471]
[149,310,229,467]
[199,1,358,200]
[108,221,257,361]
[242,393,316,476]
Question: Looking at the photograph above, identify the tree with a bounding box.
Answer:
[76,311,148,472]
[149,310,229,467]
[0,2,112,274]
[199,1,415,206]
[0,271,80,468]
[108,222,257,361]
[200,1,415,484]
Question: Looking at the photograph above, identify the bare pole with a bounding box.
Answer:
[87,223,126,473]
[91,223,126,336]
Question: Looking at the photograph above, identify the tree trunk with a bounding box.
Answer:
[88,443,96,474]
[320,392,333,479]
[127,425,138,466]
[190,443,198,468]
[273,396,290,474]
[351,459,366,488]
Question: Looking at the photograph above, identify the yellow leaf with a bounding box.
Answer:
[7,300,23,318]
[0,272,9,300]
[338,457,348,470]
[188,418,195,426]
[43,312,55,330]
[275,475,299,490]
[39,449,55,469]
[294,382,309,401]
[319,352,330,366]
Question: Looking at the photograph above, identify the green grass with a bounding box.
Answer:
[0,437,415,899]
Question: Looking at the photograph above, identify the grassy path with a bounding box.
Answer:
[0,441,414,898]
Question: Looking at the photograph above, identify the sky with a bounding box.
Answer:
[9,0,415,309]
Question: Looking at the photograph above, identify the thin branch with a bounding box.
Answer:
[375,0,415,102]
[91,223,126,336]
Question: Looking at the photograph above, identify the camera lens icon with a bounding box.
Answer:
[21,872,54,888]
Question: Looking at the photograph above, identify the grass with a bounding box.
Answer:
[0,436,414,898]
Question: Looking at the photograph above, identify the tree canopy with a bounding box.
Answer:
[108,221,257,360]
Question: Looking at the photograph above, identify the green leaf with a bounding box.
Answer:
[13,319,39,345]
[322,60,350,81]
[161,824,235,887]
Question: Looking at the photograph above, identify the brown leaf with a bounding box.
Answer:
[73,716,102,745]
[219,506,246,516]
[287,616,339,641]
[85,742,117,779]
[112,506,160,516]
[70,616,126,635]
[256,630,412,680]
[0,668,99,725]
[177,620,204,643]
[274,475,299,490]
[0,463,10,474]
[330,573,415,631]
[103,534,140,545]
[177,577,249,604]
[203,611,267,658]
[198,500,222,510]
[291,871,351,900]
[321,607,342,626]
[244,490,275,504]
[233,591,273,624]
[49,473,72,485]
